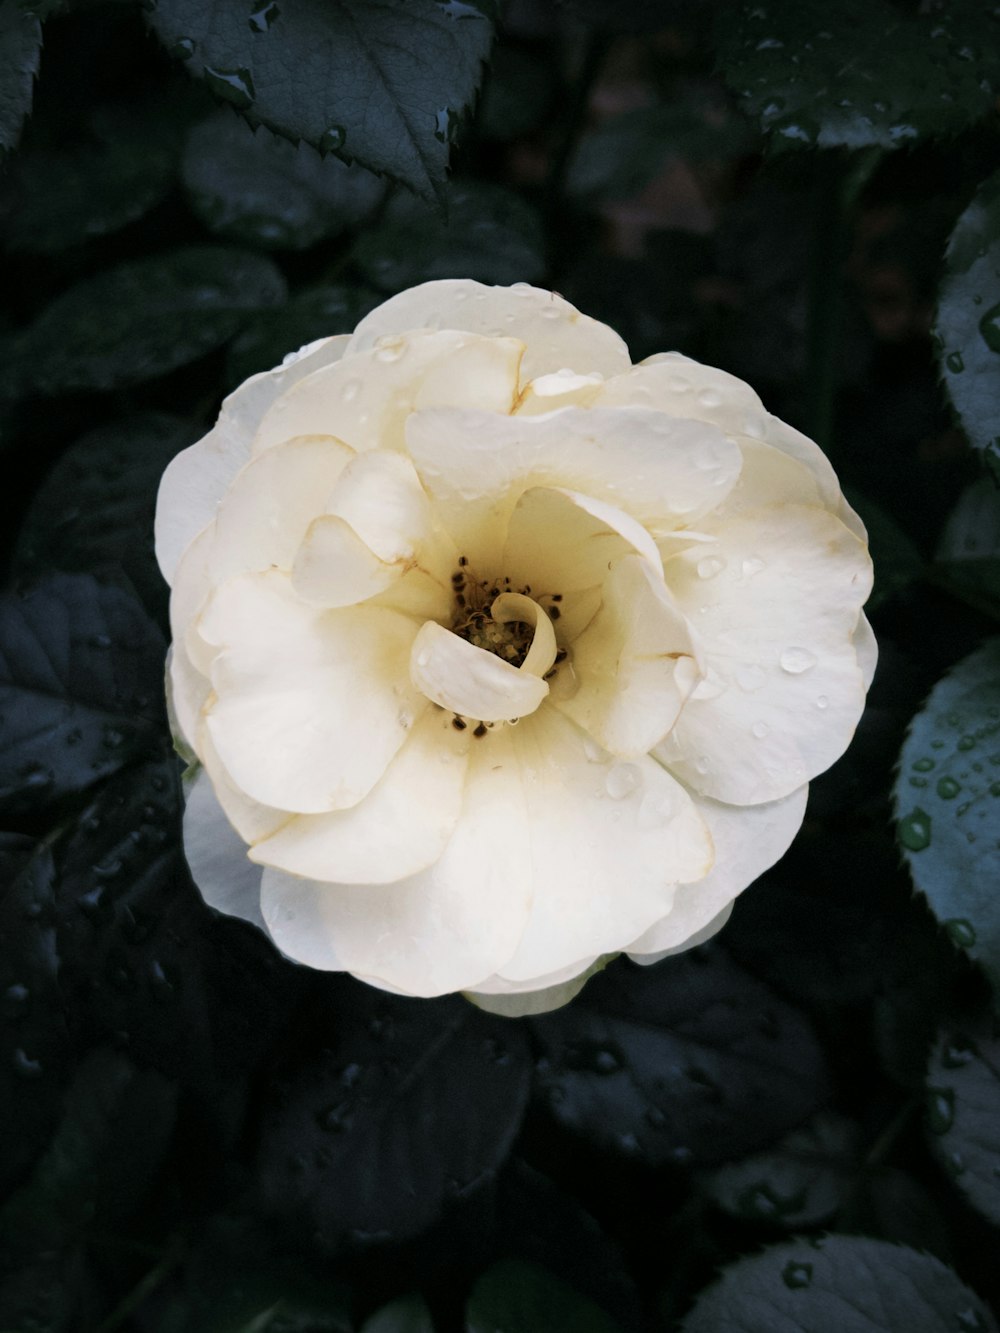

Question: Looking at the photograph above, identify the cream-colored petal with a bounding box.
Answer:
[409,619,550,722]
[182,766,267,931]
[345,279,632,382]
[200,570,424,812]
[197,721,291,844]
[495,708,714,982]
[557,554,701,758]
[627,782,809,958]
[291,514,403,608]
[326,450,432,560]
[259,728,533,995]
[209,434,355,579]
[854,612,878,689]
[501,485,662,596]
[466,956,608,1017]
[249,708,469,883]
[155,335,350,583]
[252,330,523,457]
[405,405,741,566]
[167,644,210,756]
[656,505,873,804]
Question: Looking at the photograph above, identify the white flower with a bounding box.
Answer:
[156,280,875,1015]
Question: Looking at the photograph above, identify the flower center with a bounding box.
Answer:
[450,557,563,670]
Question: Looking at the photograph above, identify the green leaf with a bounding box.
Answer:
[925,1018,1000,1227]
[844,488,924,612]
[353,179,546,291]
[466,1260,623,1333]
[0,102,178,253]
[680,1235,996,1332]
[893,640,1000,992]
[361,1294,436,1333]
[719,0,1000,153]
[567,100,754,202]
[933,478,1000,619]
[0,5,41,155]
[530,951,830,1167]
[182,110,385,251]
[147,0,495,200]
[701,1111,862,1229]
[225,284,380,388]
[937,173,1000,479]
[15,246,286,393]
[0,575,166,817]
[13,413,199,621]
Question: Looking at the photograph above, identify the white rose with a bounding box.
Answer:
[156,280,875,1016]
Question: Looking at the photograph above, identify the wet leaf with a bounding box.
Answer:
[16,246,286,394]
[681,1235,996,1332]
[466,1259,623,1333]
[933,478,1000,620]
[147,0,495,200]
[0,6,41,155]
[361,1293,436,1333]
[893,640,1000,994]
[182,110,385,250]
[530,949,830,1167]
[925,1018,1000,1227]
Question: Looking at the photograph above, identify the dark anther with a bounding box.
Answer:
[456,594,466,607]
[549,605,561,620]
[458,555,468,566]
[452,717,467,730]
[473,723,488,737]
[555,649,567,663]
[552,593,563,602]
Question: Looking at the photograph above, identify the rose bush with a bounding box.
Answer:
[156,280,875,1015]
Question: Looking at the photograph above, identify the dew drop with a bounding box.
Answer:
[169,36,195,59]
[912,757,935,772]
[203,64,256,110]
[926,1086,955,1134]
[978,302,1000,353]
[898,807,931,851]
[341,378,361,402]
[945,918,976,948]
[780,646,817,674]
[958,735,976,752]
[956,1307,988,1330]
[605,763,641,799]
[942,1036,975,1069]
[582,735,603,763]
[936,776,961,799]
[741,556,765,578]
[696,555,725,580]
[945,350,965,373]
[320,126,347,153]
[751,720,770,739]
[781,1260,813,1289]
[374,336,405,363]
[696,387,723,409]
[815,695,829,709]
[249,0,280,31]
[637,789,675,829]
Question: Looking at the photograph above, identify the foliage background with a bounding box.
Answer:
[2,0,1000,1328]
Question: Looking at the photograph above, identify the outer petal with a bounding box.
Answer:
[854,612,878,689]
[345,279,632,381]
[199,570,424,812]
[466,957,609,1017]
[495,707,714,982]
[249,709,470,883]
[252,330,523,457]
[259,728,535,995]
[627,782,809,958]
[197,722,291,844]
[557,555,701,757]
[405,405,741,566]
[155,334,350,583]
[182,766,266,931]
[656,505,872,804]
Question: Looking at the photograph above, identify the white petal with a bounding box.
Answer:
[249,708,470,883]
[656,505,873,803]
[182,766,266,931]
[292,515,405,608]
[155,335,350,583]
[501,484,662,595]
[252,330,523,456]
[495,707,714,982]
[557,555,700,758]
[325,450,435,561]
[627,782,808,957]
[409,619,550,722]
[466,957,608,1017]
[167,642,210,756]
[197,721,291,844]
[200,570,424,812]
[345,279,632,381]
[854,612,878,689]
[405,405,741,566]
[259,728,534,995]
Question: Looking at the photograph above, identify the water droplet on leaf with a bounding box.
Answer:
[782,1260,813,1289]
[899,808,931,851]
[945,918,976,948]
[203,65,256,110]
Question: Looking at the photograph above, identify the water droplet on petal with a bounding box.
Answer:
[605,763,641,799]
[697,387,723,409]
[751,720,770,739]
[816,695,829,709]
[741,556,765,578]
[637,789,675,829]
[780,646,817,674]
[696,555,725,580]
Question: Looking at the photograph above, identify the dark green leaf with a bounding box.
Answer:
[680,1235,996,1332]
[225,284,380,388]
[936,170,1000,479]
[147,0,495,200]
[182,110,385,250]
[256,982,530,1250]
[361,1294,436,1333]
[0,102,177,253]
[719,0,1000,153]
[466,1260,623,1333]
[13,413,198,621]
[567,100,753,202]
[530,950,830,1167]
[845,488,923,613]
[354,180,545,291]
[0,5,41,155]
[0,575,165,817]
[16,246,287,394]
[925,1017,1000,1227]
[933,479,1000,620]
[893,640,1000,993]
[701,1111,861,1229]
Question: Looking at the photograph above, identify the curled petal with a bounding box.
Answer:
[409,619,550,722]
